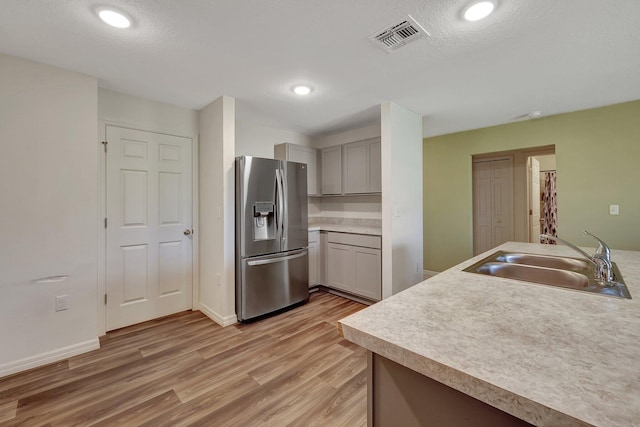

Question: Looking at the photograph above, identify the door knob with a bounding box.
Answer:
[184,229,192,236]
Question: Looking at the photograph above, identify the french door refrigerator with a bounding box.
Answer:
[235,156,309,322]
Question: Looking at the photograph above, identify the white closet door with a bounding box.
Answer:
[473,158,514,255]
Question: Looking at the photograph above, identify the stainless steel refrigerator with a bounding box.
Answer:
[235,156,309,322]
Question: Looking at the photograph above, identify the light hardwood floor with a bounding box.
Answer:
[0,291,367,426]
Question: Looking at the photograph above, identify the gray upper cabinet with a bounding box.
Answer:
[343,137,381,194]
[343,141,368,194]
[321,146,342,195]
[274,143,319,196]
[368,139,382,193]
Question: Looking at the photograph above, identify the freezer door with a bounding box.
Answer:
[282,160,308,252]
[237,249,309,322]
[236,156,282,257]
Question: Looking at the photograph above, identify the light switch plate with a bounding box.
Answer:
[609,204,619,215]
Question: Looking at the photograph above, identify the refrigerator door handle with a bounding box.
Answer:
[275,168,284,239]
[281,165,288,243]
[247,250,307,266]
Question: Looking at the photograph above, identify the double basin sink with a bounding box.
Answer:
[463,251,631,299]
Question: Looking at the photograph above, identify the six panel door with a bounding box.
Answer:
[105,126,193,331]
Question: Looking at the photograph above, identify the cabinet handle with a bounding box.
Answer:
[34,275,69,284]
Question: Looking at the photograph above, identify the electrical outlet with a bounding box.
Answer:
[55,295,69,312]
[609,204,619,215]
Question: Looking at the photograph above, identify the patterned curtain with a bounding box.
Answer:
[540,171,557,244]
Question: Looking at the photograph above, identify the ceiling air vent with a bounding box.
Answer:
[369,15,429,52]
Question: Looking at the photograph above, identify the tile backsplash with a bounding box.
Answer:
[308,216,382,228]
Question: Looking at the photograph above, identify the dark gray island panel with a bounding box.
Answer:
[369,352,533,427]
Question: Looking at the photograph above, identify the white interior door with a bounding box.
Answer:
[528,157,541,242]
[105,126,193,331]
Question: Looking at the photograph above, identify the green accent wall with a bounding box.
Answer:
[423,100,640,272]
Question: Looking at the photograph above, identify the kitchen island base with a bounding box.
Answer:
[368,352,533,427]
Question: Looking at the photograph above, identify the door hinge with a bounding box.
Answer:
[104,218,108,228]
[104,294,107,305]
[102,141,108,153]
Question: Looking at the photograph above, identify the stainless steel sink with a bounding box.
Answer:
[493,252,590,271]
[474,262,590,289]
[463,251,631,299]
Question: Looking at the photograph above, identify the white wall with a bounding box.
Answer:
[97,88,199,334]
[381,102,424,297]
[199,96,237,326]
[236,120,311,158]
[0,54,99,376]
[98,89,198,137]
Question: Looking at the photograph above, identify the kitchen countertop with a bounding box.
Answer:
[308,223,381,236]
[338,241,640,426]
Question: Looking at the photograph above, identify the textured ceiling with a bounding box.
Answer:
[1,0,639,137]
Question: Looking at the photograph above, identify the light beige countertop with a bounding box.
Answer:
[308,223,381,236]
[339,241,640,426]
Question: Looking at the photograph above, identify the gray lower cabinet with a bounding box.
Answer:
[326,232,381,301]
[308,231,320,286]
[353,246,382,299]
[327,243,352,292]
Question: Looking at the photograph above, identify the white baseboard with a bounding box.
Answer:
[0,338,100,379]
[423,270,440,280]
[199,303,237,327]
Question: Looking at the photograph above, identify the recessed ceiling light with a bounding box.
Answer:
[463,1,495,22]
[98,9,131,28]
[292,85,313,96]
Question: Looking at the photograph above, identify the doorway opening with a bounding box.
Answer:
[527,154,557,244]
[472,146,556,256]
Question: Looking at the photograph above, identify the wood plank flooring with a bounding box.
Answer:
[0,291,367,426]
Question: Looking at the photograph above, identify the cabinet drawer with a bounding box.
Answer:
[328,232,381,249]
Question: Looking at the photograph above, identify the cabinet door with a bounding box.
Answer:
[319,231,328,285]
[353,247,382,300]
[308,231,320,286]
[321,146,342,195]
[368,139,382,193]
[327,243,353,292]
[289,145,319,196]
[343,141,368,194]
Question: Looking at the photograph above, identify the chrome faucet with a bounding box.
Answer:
[540,231,614,284]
